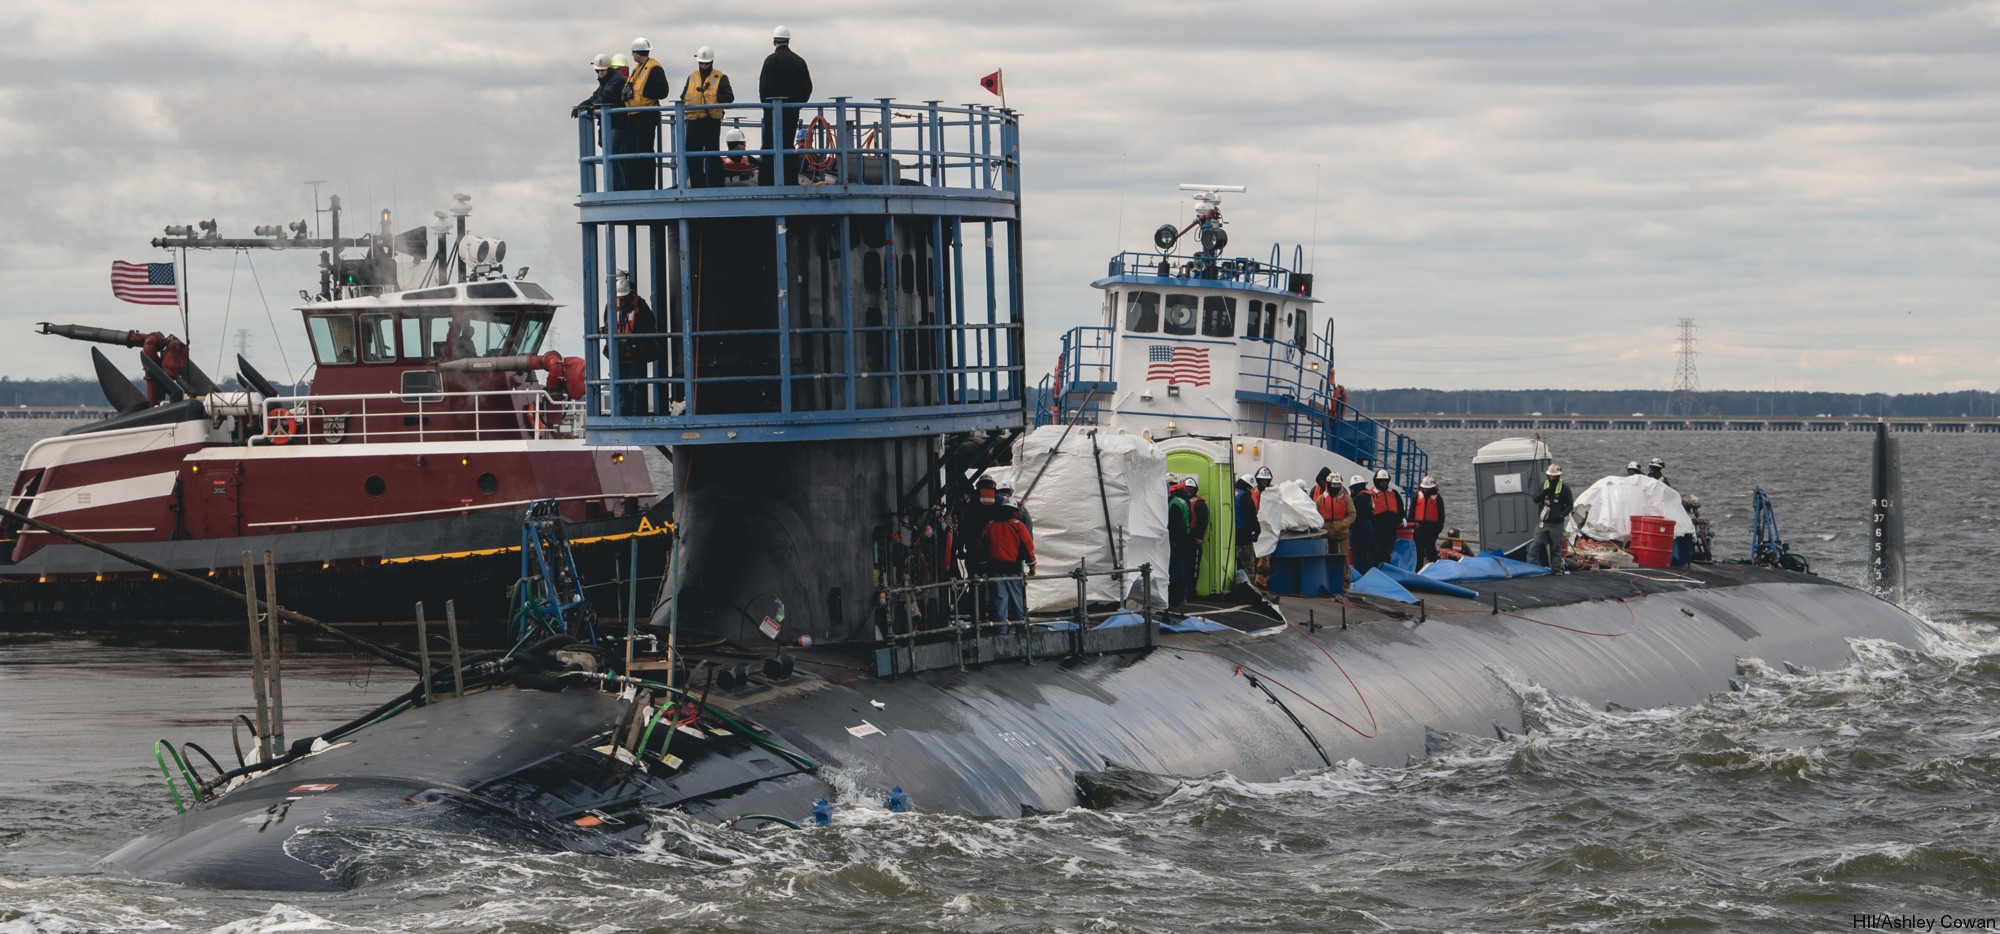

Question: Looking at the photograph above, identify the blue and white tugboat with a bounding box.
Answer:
[102,80,1941,892]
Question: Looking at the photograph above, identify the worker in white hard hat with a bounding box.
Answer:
[758,25,812,185]
[1529,463,1574,571]
[618,37,670,191]
[1645,457,1674,489]
[1312,468,1355,585]
[720,127,761,181]
[1410,475,1446,568]
[1368,467,1405,571]
[605,271,661,415]
[573,54,630,157]
[1346,474,1376,573]
[680,45,736,188]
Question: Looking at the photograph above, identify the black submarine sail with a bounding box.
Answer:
[99,92,1947,893]
[1870,422,1905,603]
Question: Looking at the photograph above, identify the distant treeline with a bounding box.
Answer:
[1350,388,2000,419]
[7,374,1996,418]
[0,375,302,407]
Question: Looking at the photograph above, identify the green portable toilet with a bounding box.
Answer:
[1164,451,1232,597]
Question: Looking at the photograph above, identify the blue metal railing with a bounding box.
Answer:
[576,98,1017,197]
[575,97,1025,444]
[1101,250,1302,293]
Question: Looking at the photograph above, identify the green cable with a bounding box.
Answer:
[735,813,802,830]
[634,699,674,759]
[152,739,197,813]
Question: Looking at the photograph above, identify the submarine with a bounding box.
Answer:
[99,90,1941,891]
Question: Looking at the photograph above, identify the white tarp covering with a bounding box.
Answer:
[1011,426,1170,610]
[1260,479,1323,559]
[1571,474,1696,543]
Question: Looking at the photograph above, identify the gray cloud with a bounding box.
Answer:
[1,1,1996,393]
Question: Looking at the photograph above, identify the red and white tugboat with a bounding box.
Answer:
[0,195,665,625]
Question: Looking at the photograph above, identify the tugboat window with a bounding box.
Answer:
[510,313,552,356]
[466,282,517,300]
[478,472,499,495]
[517,282,554,301]
[1202,296,1236,338]
[359,313,398,363]
[1262,303,1278,340]
[1163,294,1198,336]
[307,314,358,365]
[1244,301,1263,339]
[1124,291,1160,333]
[402,313,452,360]
[1292,306,1309,349]
[459,310,519,357]
[364,475,386,497]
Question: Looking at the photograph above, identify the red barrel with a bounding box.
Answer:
[1629,515,1676,568]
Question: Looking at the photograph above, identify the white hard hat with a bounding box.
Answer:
[591,53,613,69]
[772,25,791,40]
[1349,475,1367,487]
[1374,468,1391,481]
[724,128,746,143]
[1254,466,1273,480]
[631,37,651,53]
[695,46,714,63]
[1648,457,1666,468]
[1237,474,1254,486]
[615,272,633,297]
[1183,476,1198,492]
[1419,475,1437,489]
[611,53,631,70]
[1546,464,1563,476]
[1626,461,1641,472]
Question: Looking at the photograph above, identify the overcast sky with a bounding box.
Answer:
[2,1,1995,394]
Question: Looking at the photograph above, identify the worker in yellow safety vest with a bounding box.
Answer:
[619,37,670,191]
[680,46,736,188]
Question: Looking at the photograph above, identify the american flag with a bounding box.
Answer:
[1146,345,1210,386]
[111,261,178,306]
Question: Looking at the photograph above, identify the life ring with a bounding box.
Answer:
[267,407,298,445]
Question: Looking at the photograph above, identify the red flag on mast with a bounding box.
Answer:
[979,70,1003,97]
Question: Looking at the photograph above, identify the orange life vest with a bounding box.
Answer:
[1410,491,1443,523]
[1371,488,1402,517]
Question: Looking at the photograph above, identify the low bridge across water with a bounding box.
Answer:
[1384,414,2000,434]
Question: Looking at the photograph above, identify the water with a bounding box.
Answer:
[3,421,1998,932]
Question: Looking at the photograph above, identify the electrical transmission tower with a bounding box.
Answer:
[1670,318,1699,416]
[235,328,252,359]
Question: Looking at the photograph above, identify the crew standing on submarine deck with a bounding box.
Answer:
[1347,474,1375,572]
[1183,476,1209,593]
[680,46,734,188]
[1529,464,1573,571]
[977,498,1035,625]
[1368,468,1404,570]
[1313,468,1356,583]
[759,26,812,186]
[1233,475,1259,586]
[1168,478,1195,609]
[1409,475,1445,568]
[1645,457,1674,489]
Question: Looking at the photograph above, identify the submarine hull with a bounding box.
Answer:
[101,564,1938,890]
[708,566,1937,817]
